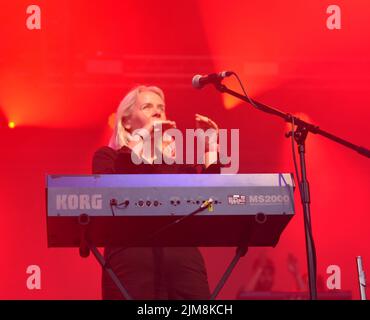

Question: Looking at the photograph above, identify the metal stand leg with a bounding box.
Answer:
[210,245,248,300]
[295,128,317,300]
[87,241,133,300]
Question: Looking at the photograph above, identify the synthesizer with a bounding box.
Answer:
[46,173,295,247]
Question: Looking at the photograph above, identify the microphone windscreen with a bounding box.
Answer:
[192,74,203,89]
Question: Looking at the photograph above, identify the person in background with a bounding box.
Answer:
[244,254,276,292]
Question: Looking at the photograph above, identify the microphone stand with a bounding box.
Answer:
[213,81,370,300]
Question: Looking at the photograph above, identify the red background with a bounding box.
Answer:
[0,0,369,299]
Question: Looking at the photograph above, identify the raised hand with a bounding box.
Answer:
[195,113,219,132]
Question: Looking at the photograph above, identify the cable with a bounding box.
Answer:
[290,117,302,188]
[231,72,262,111]
[110,199,130,217]
[278,173,295,216]
[232,71,318,293]
[290,106,317,294]
[110,205,115,216]
[106,198,214,263]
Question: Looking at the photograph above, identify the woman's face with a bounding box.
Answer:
[124,90,166,133]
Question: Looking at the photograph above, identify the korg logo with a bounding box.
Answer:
[56,194,103,210]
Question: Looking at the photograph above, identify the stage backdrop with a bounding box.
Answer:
[0,0,369,299]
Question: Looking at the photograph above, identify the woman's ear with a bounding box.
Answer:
[122,118,131,131]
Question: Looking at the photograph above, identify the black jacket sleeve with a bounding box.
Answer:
[92,146,222,174]
[92,146,117,174]
[203,162,221,173]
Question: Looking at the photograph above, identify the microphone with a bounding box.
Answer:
[192,71,233,89]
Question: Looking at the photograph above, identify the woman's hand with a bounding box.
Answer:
[195,113,219,132]
[153,120,177,133]
[155,120,177,159]
[195,114,219,167]
[129,119,177,161]
[195,113,219,153]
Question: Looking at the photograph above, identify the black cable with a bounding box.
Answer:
[110,205,116,216]
[110,199,130,216]
[106,199,214,263]
[278,173,295,218]
[230,72,262,111]
[231,72,317,290]
[231,71,302,194]
[290,117,313,233]
[290,117,317,284]
[290,117,301,187]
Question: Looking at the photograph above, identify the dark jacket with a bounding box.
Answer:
[92,146,219,300]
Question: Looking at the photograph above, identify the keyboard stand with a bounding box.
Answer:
[210,221,254,300]
[210,244,248,300]
[87,241,133,300]
[78,214,133,300]
[78,213,253,301]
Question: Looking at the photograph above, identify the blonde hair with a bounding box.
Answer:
[108,85,165,150]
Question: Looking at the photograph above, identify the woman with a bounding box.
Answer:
[92,85,220,300]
